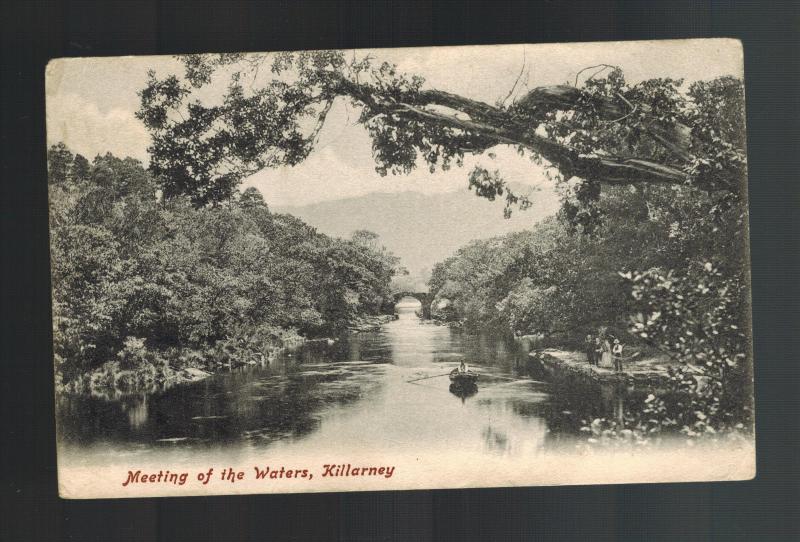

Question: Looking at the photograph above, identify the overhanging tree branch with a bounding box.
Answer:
[331,73,692,187]
[138,54,744,211]
[372,99,688,187]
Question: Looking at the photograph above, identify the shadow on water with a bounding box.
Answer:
[448,382,478,402]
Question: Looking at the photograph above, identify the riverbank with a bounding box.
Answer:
[58,327,307,398]
[58,314,401,398]
[531,348,678,386]
[59,334,303,399]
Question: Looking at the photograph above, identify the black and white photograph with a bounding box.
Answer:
[47,39,755,498]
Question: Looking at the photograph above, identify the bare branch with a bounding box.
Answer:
[574,64,619,87]
[500,49,527,107]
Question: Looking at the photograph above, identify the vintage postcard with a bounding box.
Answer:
[47,39,755,498]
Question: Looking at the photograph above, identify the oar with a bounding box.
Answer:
[407,372,454,383]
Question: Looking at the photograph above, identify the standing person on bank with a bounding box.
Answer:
[585,334,595,365]
[612,339,624,373]
[599,336,614,368]
[594,337,603,367]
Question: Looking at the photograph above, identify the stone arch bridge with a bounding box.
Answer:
[391,291,434,319]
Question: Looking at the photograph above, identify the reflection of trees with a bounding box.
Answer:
[541,378,613,442]
[476,395,546,418]
[57,355,387,448]
[56,393,148,445]
[347,339,362,361]
[507,398,544,418]
[120,394,148,429]
[460,333,531,375]
[178,364,384,445]
[540,377,655,447]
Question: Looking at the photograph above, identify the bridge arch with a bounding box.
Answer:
[391,291,433,319]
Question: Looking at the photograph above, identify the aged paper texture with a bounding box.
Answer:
[48,39,755,498]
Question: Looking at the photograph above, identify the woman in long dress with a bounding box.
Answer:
[599,337,614,368]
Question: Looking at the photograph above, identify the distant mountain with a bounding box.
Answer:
[274,188,554,277]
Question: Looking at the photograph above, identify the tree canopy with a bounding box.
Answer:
[48,146,401,386]
[137,51,746,233]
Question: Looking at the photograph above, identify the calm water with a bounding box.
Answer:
[57,299,640,464]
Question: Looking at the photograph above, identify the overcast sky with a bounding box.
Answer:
[46,39,742,208]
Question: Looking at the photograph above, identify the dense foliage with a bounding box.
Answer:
[428,176,748,337]
[48,144,400,388]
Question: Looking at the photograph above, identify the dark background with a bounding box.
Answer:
[2,1,798,540]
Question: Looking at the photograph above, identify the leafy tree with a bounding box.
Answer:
[427,183,683,338]
[48,144,401,386]
[238,186,269,210]
[50,224,128,378]
[72,154,91,182]
[46,142,74,186]
[578,262,752,445]
[137,53,746,234]
[623,261,751,437]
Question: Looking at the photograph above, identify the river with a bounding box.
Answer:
[57,298,644,481]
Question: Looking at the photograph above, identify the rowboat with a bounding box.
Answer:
[449,368,478,386]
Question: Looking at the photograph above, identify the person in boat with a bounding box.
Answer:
[459,360,469,373]
[612,338,624,373]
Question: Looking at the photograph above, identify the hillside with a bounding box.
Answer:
[274,188,554,279]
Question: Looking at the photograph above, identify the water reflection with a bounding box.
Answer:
[449,382,478,401]
[57,300,644,462]
[120,394,148,429]
[482,426,510,454]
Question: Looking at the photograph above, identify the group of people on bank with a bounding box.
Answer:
[584,334,631,373]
